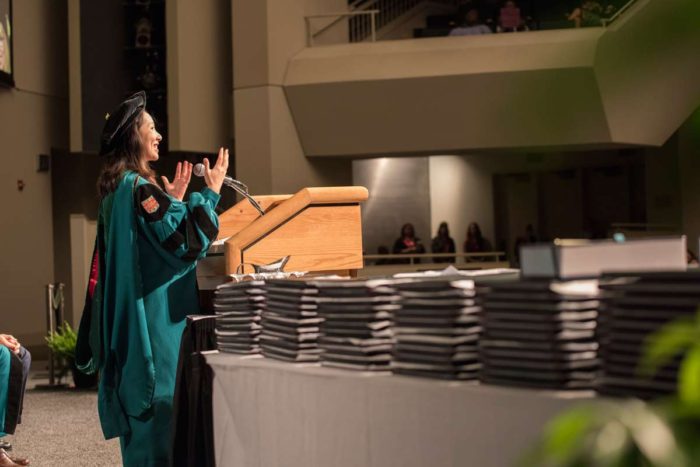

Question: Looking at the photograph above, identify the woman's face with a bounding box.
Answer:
[402,224,415,237]
[138,112,162,162]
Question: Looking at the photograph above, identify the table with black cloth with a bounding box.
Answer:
[205,353,596,467]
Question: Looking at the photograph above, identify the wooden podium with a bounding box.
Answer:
[210,186,369,278]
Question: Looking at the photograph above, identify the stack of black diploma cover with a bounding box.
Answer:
[314,279,399,371]
[391,278,483,380]
[208,240,698,401]
[597,271,700,399]
[213,280,266,354]
[259,279,322,362]
[480,279,601,389]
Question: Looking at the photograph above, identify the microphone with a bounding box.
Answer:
[193,163,265,217]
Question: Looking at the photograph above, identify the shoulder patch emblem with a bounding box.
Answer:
[141,195,160,214]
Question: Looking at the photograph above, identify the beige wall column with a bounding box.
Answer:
[232,0,351,195]
[0,1,68,347]
[167,0,232,152]
[68,0,82,152]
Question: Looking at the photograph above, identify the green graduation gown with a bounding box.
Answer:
[76,171,219,466]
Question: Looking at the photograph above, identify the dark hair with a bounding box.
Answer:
[401,223,416,238]
[466,222,483,243]
[96,110,157,198]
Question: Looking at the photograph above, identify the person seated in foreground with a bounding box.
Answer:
[393,223,426,264]
[0,334,30,466]
[449,8,493,36]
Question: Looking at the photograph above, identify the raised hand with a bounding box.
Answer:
[203,147,229,194]
[162,161,192,201]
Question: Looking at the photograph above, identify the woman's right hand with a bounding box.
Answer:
[203,147,229,194]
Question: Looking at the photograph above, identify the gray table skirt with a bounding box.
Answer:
[206,353,597,467]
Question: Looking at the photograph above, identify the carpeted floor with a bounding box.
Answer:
[4,389,121,466]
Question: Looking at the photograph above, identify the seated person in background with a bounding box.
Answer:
[0,334,30,466]
[464,222,493,261]
[393,223,426,264]
[431,222,456,263]
[449,8,493,36]
[498,0,525,32]
[567,1,606,28]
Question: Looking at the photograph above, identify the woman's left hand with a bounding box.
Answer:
[162,161,192,201]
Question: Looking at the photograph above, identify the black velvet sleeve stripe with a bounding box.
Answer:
[192,205,219,242]
[134,184,172,223]
[162,220,187,253]
[181,211,204,262]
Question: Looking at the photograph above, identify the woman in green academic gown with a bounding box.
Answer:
[75,91,228,466]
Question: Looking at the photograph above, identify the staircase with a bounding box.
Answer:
[311,0,458,44]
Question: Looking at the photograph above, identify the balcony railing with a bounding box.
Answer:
[304,0,640,47]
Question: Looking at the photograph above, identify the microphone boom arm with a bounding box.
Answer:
[224,179,265,217]
[193,162,265,217]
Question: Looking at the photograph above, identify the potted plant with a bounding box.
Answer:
[45,322,97,389]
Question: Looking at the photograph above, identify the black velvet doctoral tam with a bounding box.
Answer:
[99,91,147,156]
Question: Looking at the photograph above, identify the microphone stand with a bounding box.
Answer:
[224,179,265,217]
[193,163,265,217]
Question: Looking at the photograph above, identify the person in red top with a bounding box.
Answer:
[392,223,426,264]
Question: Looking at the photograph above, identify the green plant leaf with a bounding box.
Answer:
[622,401,687,467]
[45,322,77,360]
[678,346,700,407]
[639,316,697,378]
[544,406,597,460]
[590,418,630,466]
[520,406,598,466]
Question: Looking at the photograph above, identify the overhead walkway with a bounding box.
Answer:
[284,0,700,157]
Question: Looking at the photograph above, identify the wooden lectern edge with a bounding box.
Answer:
[299,186,369,204]
[222,186,368,274]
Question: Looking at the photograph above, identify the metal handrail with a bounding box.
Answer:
[601,0,638,26]
[310,0,369,42]
[307,0,454,45]
[305,10,379,46]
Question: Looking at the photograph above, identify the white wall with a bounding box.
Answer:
[354,157,431,255]
[429,156,494,252]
